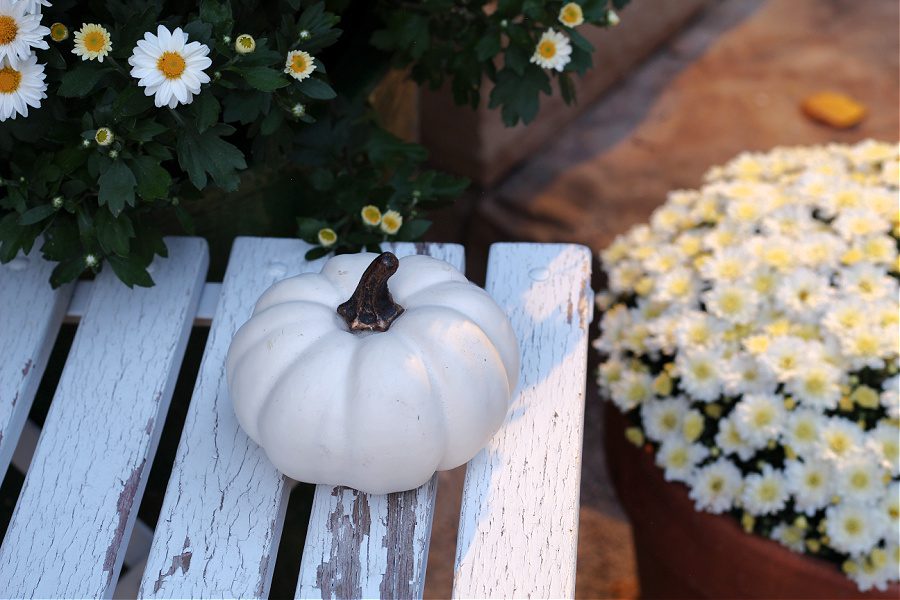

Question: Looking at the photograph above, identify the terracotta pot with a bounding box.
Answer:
[603,403,899,599]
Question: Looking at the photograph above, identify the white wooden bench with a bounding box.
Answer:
[0,237,592,599]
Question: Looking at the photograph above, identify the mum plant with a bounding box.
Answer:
[596,140,900,591]
[0,0,627,287]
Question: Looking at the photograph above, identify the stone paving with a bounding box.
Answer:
[424,1,899,597]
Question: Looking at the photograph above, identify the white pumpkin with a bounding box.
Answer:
[226,251,519,494]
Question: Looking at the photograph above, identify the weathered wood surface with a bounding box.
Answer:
[451,243,592,599]
[295,242,464,600]
[0,238,208,599]
[0,250,73,478]
[140,237,324,599]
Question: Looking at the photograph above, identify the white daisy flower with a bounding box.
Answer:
[882,482,899,530]
[733,393,785,448]
[742,466,789,515]
[641,397,688,442]
[530,28,571,72]
[380,210,403,235]
[715,416,756,461]
[846,545,898,592]
[0,0,48,63]
[759,336,808,381]
[656,437,708,483]
[770,523,807,553]
[675,348,723,402]
[837,457,887,505]
[0,53,45,121]
[128,25,212,109]
[785,459,833,515]
[785,362,842,410]
[654,267,700,306]
[774,268,832,319]
[825,502,887,555]
[689,459,743,514]
[16,0,51,14]
[674,311,726,350]
[72,23,112,62]
[833,208,889,240]
[284,49,315,81]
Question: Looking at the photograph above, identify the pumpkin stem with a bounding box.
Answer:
[337,252,405,332]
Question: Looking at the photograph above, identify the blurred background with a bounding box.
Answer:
[414,0,898,597]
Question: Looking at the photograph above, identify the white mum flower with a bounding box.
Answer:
[840,264,895,302]
[833,208,890,240]
[641,397,688,442]
[782,409,824,455]
[530,28,571,72]
[846,545,899,592]
[797,232,846,269]
[655,267,700,306]
[733,394,785,448]
[760,336,808,382]
[0,0,48,63]
[825,502,887,555]
[818,417,866,463]
[715,416,756,461]
[690,459,743,514]
[703,284,759,324]
[675,348,723,402]
[675,310,728,350]
[785,361,842,410]
[0,53,45,121]
[774,268,832,319]
[284,49,315,81]
[881,376,899,419]
[656,437,708,483]
[837,457,887,505]
[128,25,212,109]
[723,354,778,396]
[609,369,654,411]
[868,422,900,476]
[770,523,807,553]
[882,482,899,532]
[700,247,750,282]
[785,459,833,515]
[742,466,790,515]
[15,0,51,14]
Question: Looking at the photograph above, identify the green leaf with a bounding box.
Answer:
[260,108,283,135]
[58,64,111,97]
[396,219,431,241]
[56,146,87,174]
[130,155,172,200]
[19,204,56,225]
[183,20,213,45]
[222,90,269,124]
[304,246,332,261]
[98,161,136,217]
[112,86,154,119]
[240,66,290,92]
[200,0,233,32]
[107,254,154,288]
[488,65,551,126]
[558,72,576,105]
[94,210,134,256]
[475,31,501,61]
[581,0,608,20]
[175,124,247,191]
[297,77,336,100]
[191,93,220,132]
[366,129,428,166]
[131,120,168,142]
[50,258,85,288]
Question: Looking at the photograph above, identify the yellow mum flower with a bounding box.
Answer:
[317,228,337,247]
[380,210,403,235]
[558,3,584,27]
[285,49,315,81]
[360,205,382,226]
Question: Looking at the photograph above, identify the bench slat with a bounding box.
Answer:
[0,250,73,478]
[451,243,592,599]
[295,243,464,600]
[140,237,325,599]
[0,238,208,599]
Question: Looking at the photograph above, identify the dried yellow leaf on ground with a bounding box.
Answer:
[801,91,867,128]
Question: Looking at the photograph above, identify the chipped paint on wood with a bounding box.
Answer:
[0,238,208,599]
[0,250,73,479]
[152,536,192,594]
[296,242,463,600]
[452,243,591,599]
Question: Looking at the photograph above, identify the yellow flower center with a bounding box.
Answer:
[709,477,724,493]
[753,407,773,428]
[95,129,109,144]
[668,448,688,468]
[758,482,778,503]
[719,291,743,314]
[853,333,879,356]
[538,40,557,59]
[0,15,17,46]
[157,51,186,79]
[795,421,815,442]
[806,472,822,488]
[827,432,850,455]
[84,30,107,52]
[691,361,713,380]
[238,36,253,49]
[843,517,862,536]
[0,65,21,94]
[850,471,869,490]
[661,413,678,430]
[561,5,582,24]
[804,374,827,396]
[291,53,309,73]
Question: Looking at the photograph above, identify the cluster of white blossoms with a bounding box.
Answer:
[529,2,618,72]
[0,0,319,119]
[595,140,900,591]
